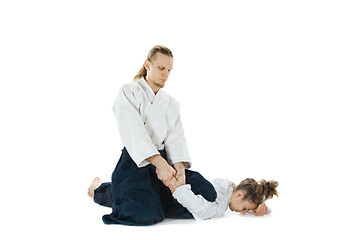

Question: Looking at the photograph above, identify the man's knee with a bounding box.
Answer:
[185,170,217,202]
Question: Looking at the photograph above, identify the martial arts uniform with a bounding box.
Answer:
[101,78,217,226]
[173,178,271,218]
[113,78,191,168]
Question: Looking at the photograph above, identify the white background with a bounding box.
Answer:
[1,0,359,239]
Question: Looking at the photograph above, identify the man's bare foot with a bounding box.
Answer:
[88,177,103,198]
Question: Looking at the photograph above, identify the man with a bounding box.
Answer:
[90,45,216,226]
[119,46,189,190]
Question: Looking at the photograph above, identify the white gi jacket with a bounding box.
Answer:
[112,78,191,168]
[173,178,234,220]
[173,178,271,220]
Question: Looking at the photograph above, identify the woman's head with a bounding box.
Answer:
[134,45,173,84]
[229,178,279,214]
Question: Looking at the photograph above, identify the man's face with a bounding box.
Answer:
[145,53,173,89]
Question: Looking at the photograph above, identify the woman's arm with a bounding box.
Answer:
[172,184,219,220]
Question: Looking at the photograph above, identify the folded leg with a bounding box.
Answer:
[93,182,112,208]
[102,148,166,226]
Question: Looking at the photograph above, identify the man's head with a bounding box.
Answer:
[144,51,173,91]
[134,45,173,93]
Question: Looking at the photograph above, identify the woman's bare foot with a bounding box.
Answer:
[88,177,103,198]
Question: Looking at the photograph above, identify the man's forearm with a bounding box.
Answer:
[172,162,185,171]
[146,154,168,169]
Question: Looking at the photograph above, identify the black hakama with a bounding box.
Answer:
[96,147,217,226]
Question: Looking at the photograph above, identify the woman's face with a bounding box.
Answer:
[229,191,258,214]
[145,52,173,91]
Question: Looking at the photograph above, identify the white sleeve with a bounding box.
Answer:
[172,184,219,220]
[164,113,191,168]
[113,85,159,167]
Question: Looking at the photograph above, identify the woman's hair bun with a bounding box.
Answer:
[257,179,279,202]
[237,178,279,205]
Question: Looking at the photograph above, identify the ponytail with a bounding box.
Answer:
[256,179,279,202]
[133,66,147,81]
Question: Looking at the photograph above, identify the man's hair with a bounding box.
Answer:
[133,45,173,81]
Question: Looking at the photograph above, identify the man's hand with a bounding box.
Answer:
[155,164,177,187]
[249,203,269,216]
[172,162,186,189]
[147,155,176,186]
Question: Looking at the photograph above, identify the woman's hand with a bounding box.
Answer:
[249,203,269,216]
[169,176,178,193]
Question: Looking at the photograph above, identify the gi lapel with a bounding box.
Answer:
[144,90,163,125]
